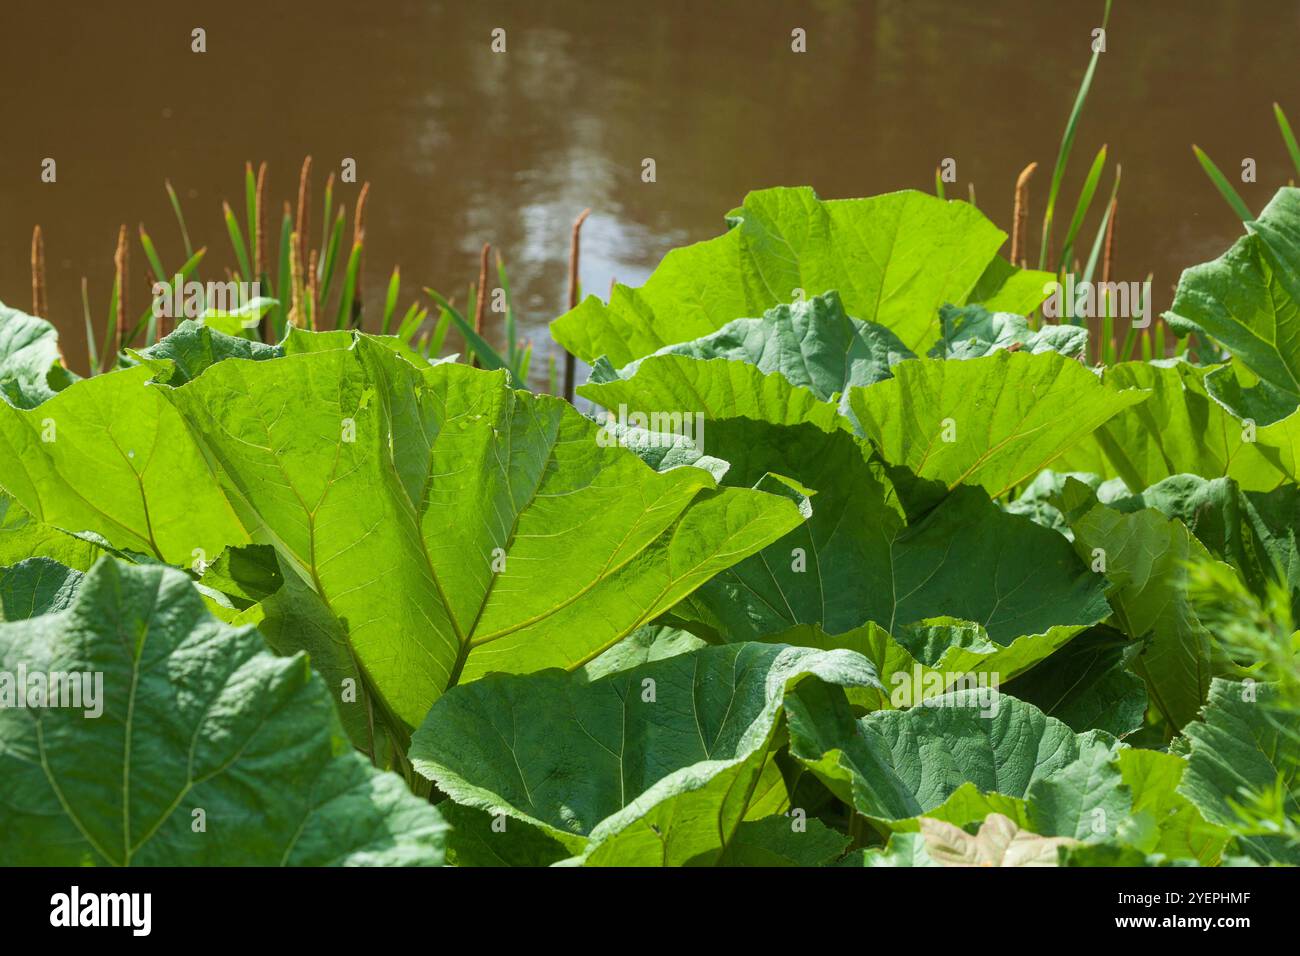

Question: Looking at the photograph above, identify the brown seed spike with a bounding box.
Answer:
[31,225,47,319]
[288,232,304,329]
[472,242,490,368]
[353,182,370,246]
[255,161,268,278]
[112,224,128,363]
[307,248,320,330]
[564,208,592,402]
[1011,162,1037,270]
[295,157,312,277]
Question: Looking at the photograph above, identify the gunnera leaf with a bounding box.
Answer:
[848,350,1148,499]
[0,557,447,866]
[929,304,1088,360]
[0,302,78,409]
[553,186,1052,365]
[786,684,1130,841]
[409,642,879,866]
[1178,678,1300,865]
[1164,187,1300,415]
[160,336,804,728]
[581,290,913,429]
[669,419,1111,646]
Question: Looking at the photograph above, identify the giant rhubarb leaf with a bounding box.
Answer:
[553,187,1051,365]
[1165,187,1300,412]
[786,685,1129,840]
[162,337,804,727]
[410,642,879,866]
[1054,361,1292,492]
[1055,478,1231,729]
[668,419,1110,645]
[0,363,250,563]
[848,350,1148,499]
[0,303,77,409]
[1179,678,1300,865]
[0,558,447,866]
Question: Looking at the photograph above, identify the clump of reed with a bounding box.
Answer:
[30,157,579,392]
[939,0,1173,365]
[29,158,416,374]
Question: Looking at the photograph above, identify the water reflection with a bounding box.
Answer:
[1,0,1296,380]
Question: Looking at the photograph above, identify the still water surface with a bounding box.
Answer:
[2,1,1297,378]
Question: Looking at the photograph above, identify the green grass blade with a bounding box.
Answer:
[80,277,98,375]
[274,211,292,338]
[1274,103,1300,178]
[934,167,945,200]
[396,302,423,344]
[164,180,196,276]
[517,341,533,382]
[424,287,509,372]
[102,273,119,373]
[1101,296,1114,365]
[496,252,517,367]
[1081,165,1122,286]
[1117,321,1139,363]
[319,175,335,278]
[336,243,362,330]
[223,201,253,281]
[318,208,346,308]
[123,247,206,346]
[428,307,450,355]
[137,225,167,285]
[244,163,257,272]
[1058,144,1108,273]
[1038,0,1113,270]
[1192,145,1253,222]
[382,267,401,335]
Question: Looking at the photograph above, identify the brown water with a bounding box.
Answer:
[2,0,1297,381]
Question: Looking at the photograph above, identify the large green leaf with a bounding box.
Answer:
[1109,474,1300,620]
[764,618,1086,713]
[162,338,803,726]
[671,419,1110,645]
[0,558,447,866]
[929,304,1088,360]
[128,318,284,385]
[1055,361,1291,492]
[553,187,1051,365]
[0,556,84,619]
[0,303,77,409]
[786,685,1128,840]
[586,290,910,400]
[409,642,879,866]
[1165,187,1300,412]
[1055,478,1230,729]
[849,350,1148,498]
[0,363,251,564]
[1003,625,1148,737]
[0,490,100,571]
[1118,748,1227,866]
[583,354,844,431]
[1179,678,1300,865]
